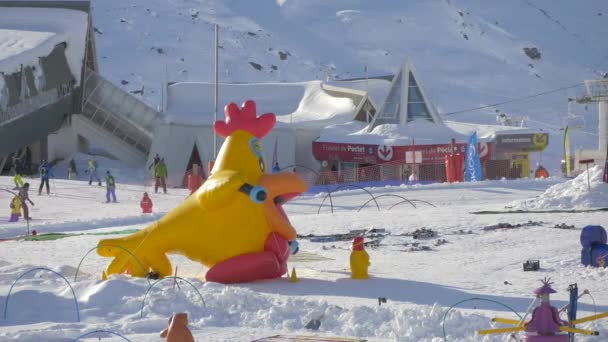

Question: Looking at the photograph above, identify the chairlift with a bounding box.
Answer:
[564,99,586,130]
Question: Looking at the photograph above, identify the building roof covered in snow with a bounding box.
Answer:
[163,80,372,130]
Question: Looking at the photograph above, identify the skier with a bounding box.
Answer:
[9,195,21,222]
[68,158,78,179]
[13,173,24,189]
[38,160,53,195]
[154,158,168,194]
[19,183,34,221]
[105,170,117,203]
[87,158,102,186]
[140,192,153,213]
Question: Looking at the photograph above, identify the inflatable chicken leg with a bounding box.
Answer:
[97,100,307,283]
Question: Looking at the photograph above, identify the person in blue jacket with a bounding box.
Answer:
[38,160,53,195]
[105,170,117,203]
[272,162,281,173]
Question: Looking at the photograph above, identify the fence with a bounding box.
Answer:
[179,158,540,190]
[293,159,546,189]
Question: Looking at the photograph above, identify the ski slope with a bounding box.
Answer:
[90,0,608,171]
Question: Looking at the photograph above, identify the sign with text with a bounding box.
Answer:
[313,141,491,164]
[495,133,548,151]
[312,142,377,163]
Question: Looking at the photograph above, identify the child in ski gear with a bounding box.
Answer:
[272,162,281,173]
[154,158,168,194]
[87,158,102,185]
[38,160,53,195]
[105,171,117,203]
[141,192,153,213]
[19,183,34,220]
[9,195,21,222]
[13,173,24,189]
[534,164,549,178]
[350,236,370,279]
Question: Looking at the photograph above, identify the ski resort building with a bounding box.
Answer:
[312,60,549,183]
[0,0,161,176]
[154,80,384,187]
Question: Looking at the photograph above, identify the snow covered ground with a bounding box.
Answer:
[1,164,607,341]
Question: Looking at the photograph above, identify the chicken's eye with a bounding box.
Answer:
[259,158,266,172]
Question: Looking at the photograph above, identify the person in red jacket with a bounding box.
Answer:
[140,192,153,213]
[187,163,204,195]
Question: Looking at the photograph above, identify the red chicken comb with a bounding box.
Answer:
[214,100,276,138]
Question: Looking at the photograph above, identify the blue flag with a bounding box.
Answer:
[464,131,482,182]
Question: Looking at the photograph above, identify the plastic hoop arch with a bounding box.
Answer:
[3,267,80,322]
[140,276,206,318]
[357,194,416,212]
[441,297,522,342]
[389,199,436,210]
[72,329,131,341]
[74,244,150,284]
[317,185,379,214]
[279,164,321,178]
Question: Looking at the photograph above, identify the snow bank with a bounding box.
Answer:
[509,165,608,209]
[0,270,524,342]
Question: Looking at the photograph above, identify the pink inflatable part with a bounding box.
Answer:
[265,232,290,263]
[206,232,290,284]
[206,251,283,283]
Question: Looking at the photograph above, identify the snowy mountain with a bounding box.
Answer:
[92,0,608,167]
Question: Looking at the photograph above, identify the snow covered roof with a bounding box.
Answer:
[164,81,358,130]
[0,7,88,83]
[445,120,544,141]
[318,120,469,146]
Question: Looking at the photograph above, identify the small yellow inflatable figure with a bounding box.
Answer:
[350,236,369,279]
[97,100,307,283]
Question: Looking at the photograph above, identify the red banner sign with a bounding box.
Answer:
[312,141,491,164]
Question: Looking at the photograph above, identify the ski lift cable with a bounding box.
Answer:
[442,83,585,116]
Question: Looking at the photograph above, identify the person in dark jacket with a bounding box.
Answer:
[154,158,168,194]
[38,160,53,195]
[105,170,117,203]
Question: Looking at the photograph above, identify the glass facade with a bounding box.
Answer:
[377,72,402,121]
[406,72,432,122]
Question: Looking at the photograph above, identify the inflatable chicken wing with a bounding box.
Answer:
[97,100,307,283]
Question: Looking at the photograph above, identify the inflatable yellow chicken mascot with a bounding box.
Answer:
[97,100,307,283]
